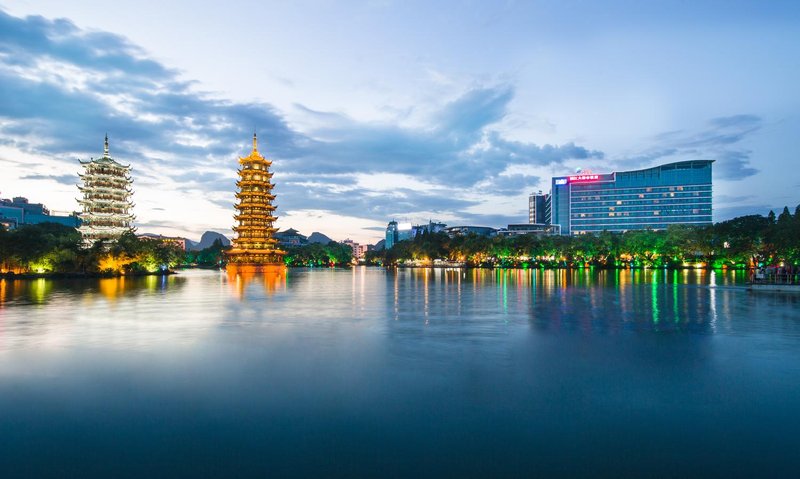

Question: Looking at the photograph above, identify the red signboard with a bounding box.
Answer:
[568,174,600,182]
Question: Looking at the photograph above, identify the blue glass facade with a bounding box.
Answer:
[550,160,713,235]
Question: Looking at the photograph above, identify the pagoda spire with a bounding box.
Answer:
[252,131,258,153]
[104,133,109,158]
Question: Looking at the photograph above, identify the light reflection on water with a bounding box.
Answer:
[0,267,799,478]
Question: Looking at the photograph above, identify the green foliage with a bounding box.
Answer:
[283,241,354,266]
[372,204,800,269]
[0,226,184,274]
[3,204,799,273]
[184,238,228,266]
[0,222,81,272]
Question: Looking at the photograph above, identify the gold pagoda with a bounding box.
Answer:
[225,133,286,273]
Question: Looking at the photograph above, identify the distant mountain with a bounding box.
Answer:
[188,231,231,251]
[308,232,334,244]
[373,239,385,251]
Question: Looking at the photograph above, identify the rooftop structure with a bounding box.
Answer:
[77,135,135,246]
[225,133,286,272]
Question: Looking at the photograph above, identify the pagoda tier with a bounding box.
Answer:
[225,133,286,272]
[77,135,136,247]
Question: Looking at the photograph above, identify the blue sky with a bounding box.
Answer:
[0,1,798,242]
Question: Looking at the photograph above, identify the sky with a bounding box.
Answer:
[0,0,798,243]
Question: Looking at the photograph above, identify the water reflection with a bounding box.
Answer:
[226,268,287,298]
[0,274,187,307]
[381,268,763,336]
[1,268,800,477]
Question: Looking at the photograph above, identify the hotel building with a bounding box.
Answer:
[550,160,713,235]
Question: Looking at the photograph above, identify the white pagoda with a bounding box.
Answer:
[77,134,135,246]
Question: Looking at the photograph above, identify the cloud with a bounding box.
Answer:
[0,10,302,164]
[619,115,761,181]
[713,150,759,181]
[483,174,542,196]
[0,8,603,230]
[19,173,76,185]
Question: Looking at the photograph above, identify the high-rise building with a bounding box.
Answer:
[385,221,398,249]
[77,135,135,246]
[528,191,550,224]
[225,133,286,271]
[549,160,713,235]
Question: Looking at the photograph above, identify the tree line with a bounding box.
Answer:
[0,224,184,275]
[366,206,800,269]
[185,240,354,267]
[0,224,355,275]
[3,206,797,274]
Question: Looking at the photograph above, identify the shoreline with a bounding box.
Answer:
[0,264,753,279]
[0,270,176,280]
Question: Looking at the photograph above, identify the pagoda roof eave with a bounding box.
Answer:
[79,157,132,168]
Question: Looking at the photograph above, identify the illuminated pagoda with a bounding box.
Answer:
[225,133,286,272]
[77,134,135,247]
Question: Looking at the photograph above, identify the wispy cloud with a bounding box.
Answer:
[0,8,600,229]
[19,173,76,185]
[619,115,762,181]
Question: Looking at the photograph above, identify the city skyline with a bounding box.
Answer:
[1,1,798,243]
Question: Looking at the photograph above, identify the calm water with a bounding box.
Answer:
[1,268,799,478]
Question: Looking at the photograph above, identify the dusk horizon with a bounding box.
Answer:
[2,1,798,243]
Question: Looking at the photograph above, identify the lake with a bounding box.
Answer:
[1,268,799,478]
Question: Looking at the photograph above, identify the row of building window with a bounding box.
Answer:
[573,222,711,233]
[573,191,710,202]
[572,215,712,225]
[571,200,712,212]
[570,184,711,194]
[572,189,711,199]
[573,209,711,219]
